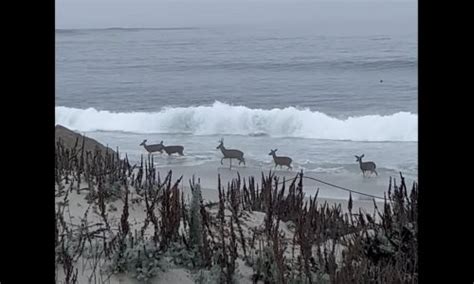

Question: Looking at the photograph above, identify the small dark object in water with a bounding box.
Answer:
[380,79,383,83]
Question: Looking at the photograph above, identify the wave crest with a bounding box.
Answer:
[55,101,417,142]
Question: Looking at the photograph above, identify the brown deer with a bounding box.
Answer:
[216,138,245,169]
[269,149,292,170]
[139,139,162,155]
[158,141,184,156]
[355,154,378,177]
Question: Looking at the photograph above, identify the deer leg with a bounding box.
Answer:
[230,158,232,169]
[221,158,224,165]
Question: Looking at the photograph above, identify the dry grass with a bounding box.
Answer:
[55,139,417,283]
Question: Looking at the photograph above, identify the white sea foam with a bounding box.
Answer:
[56,101,417,142]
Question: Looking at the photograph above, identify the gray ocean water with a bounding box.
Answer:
[55,24,417,198]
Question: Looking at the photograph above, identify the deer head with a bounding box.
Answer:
[216,138,224,149]
[269,149,278,156]
[355,154,365,162]
[140,139,147,146]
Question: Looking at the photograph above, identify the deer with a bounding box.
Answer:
[355,154,378,177]
[269,149,292,170]
[216,138,245,169]
[139,139,162,155]
[158,141,184,156]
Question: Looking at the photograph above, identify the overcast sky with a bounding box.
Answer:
[56,0,417,33]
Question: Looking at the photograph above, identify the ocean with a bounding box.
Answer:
[55,25,417,200]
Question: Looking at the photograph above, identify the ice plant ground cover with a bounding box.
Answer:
[55,138,417,283]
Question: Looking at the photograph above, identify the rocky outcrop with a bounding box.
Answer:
[55,125,117,156]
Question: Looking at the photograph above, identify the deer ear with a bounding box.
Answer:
[361,154,365,158]
[275,149,278,151]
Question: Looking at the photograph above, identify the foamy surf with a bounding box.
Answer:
[56,101,417,142]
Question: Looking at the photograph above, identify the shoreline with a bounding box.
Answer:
[55,126,417,283]
[145,162,397,204]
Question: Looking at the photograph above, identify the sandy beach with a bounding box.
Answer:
[56,172,380,284]
[55,125,416,283]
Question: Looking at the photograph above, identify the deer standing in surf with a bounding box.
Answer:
[216,138,245,169]
[355,154,378,177]
[139,139,162,155]
[140,139,184,156]
[158,141,184,156]
[269,149,292,170]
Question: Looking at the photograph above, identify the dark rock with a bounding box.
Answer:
[55,124,117,156]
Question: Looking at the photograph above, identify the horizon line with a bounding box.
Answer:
[56,27,200,31]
